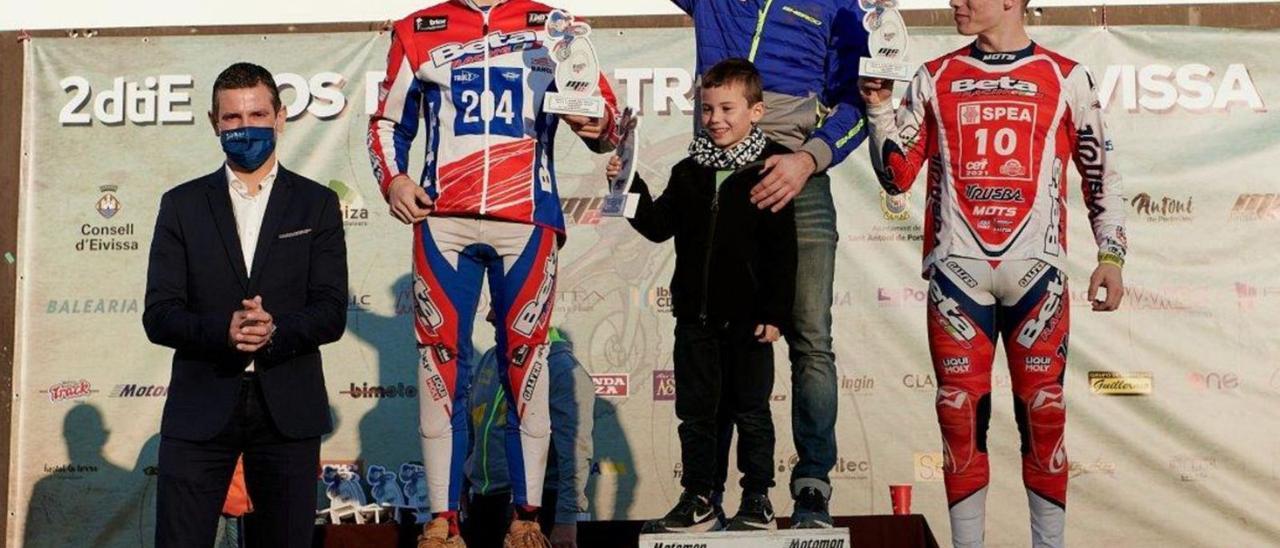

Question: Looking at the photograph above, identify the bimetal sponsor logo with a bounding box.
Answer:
[653,370,676,401]
[1098,63,1265,113]
[328,180,370,227]
[40,380,97,402]
[108,384,168,398]
[561,196,605,225]
[591,374,629,398]
[340,382,418,399]
[1069,457,1118,479]
[877,286,927,307]
[1229,193,1280,221]
[1169,455,1217,482]
[1186,371,1239,392]
[1235,282,1280,311]
[913,452,945,482]
[1088,371,1153,396]
[1129,193,1193,222]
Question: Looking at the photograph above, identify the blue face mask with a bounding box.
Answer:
[220,126,277,171]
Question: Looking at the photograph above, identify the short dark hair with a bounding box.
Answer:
[701,58,764,105]
[212,62,282,115]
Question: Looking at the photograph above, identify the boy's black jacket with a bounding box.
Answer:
[627,141,797,327]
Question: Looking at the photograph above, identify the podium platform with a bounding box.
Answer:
[312,514,940,548]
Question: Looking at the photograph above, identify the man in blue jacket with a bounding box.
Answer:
[672,0,870,529]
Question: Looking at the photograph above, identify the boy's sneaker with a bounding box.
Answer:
[641,491,722,534]
[726,492,776,531]
[790,486,834,529]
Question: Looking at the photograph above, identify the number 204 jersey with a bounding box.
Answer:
[369,0,620,235]
[868,43,1127,276]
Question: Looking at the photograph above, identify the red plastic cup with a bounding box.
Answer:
[889,484,913,515]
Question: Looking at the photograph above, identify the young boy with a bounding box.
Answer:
[607,58,796,533]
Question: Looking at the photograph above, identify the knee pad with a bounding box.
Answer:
[937,386,990,474]
[1020,384,1067,474]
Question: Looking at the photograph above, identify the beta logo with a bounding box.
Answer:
[951,76,1038,95]
[591,374,629,398]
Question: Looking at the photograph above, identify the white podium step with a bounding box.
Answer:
[639,527,851,548]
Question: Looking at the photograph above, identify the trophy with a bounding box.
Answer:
[543,10,606,118]
[603,107,640,218]
[858,0,913,81]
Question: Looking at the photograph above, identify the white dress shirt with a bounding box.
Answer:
[226,161,279,370]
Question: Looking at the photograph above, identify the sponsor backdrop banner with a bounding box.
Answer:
[11,25,1280,547]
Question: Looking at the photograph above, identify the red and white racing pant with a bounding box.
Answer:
[412,216,556,513]
[927,256,1068,548]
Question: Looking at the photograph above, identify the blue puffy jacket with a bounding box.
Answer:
[673,0,871,171]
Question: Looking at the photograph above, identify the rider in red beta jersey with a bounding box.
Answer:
[860,0,1127,546]
[368,1,619,546]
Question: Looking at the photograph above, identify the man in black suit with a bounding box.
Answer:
[142,62,347,548]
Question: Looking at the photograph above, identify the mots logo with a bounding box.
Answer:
[951,76,1039,95]
[430,31,539,67]
[979,52,1017,62]
[973,205,1018,217]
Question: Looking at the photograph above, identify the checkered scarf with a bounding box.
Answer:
[688,127,767,170]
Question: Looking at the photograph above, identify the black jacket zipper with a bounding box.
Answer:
[698,182,722,324]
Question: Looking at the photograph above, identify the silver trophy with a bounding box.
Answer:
[603,107,640,217]
[858,0,913,81]
[543,10,606,117]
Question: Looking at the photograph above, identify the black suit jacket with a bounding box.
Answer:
[143,166,347,441]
